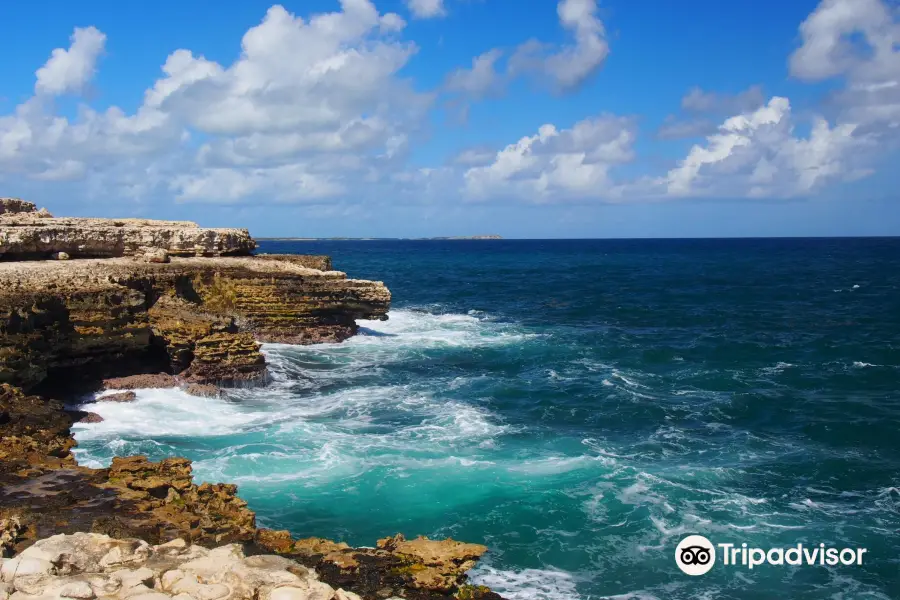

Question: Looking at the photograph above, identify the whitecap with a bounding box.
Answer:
[469,566,582,600]
[71,388,271,441]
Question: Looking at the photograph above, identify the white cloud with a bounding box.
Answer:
[0,2,431,204]
[790,0,900,129]
[451,146,497,166]
[657,86,765,140]
[445,49,504,98]
[510,0,610,92]
[665,97,871,198]
[1,0,896,212]
[464,115,635,201]
[681,85,765,114]
[35,26,106,96]
[406,0,446,19]
[448,0,610,107]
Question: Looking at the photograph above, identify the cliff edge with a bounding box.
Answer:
[0,199,499,600]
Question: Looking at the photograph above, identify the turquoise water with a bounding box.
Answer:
[73,239,900,599]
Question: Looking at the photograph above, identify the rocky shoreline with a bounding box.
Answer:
[0,199,501,600]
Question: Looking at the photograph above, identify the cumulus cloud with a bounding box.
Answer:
[1,0,896,212]
[0,1,430,204]
[406,0,446,19]
[510,0,610,92]
[463,115,636,201]
[35,26,106,96]
[789,0,896,82]
[657,86,765,140]
[444,49,504,99]
[451,146,497,167]
[665,97,871,198]
[443,48,505,121]
[789,0,900,130]
[447,0,610,109]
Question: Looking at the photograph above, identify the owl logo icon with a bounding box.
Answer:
[675,535,716,575]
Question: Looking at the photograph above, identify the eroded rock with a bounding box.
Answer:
[0,198,37,215]
[139,248,170,264]
[0,208,254,260]
[1,534,347,600]
[102,375,178,391]
[76,412,104,424]
[0,256,389,390]
[95,392,137,403]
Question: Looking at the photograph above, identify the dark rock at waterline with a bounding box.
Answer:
[102,374,178,390]
[184,383,220,397]
[76,411,104,423]
[95,391,137,403]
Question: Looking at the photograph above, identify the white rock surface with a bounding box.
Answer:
[1,534,361,600]
[0,215,255,258]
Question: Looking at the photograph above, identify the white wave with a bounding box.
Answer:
[760,362,794,375]
[71,388,272,440]
[852,361,879,368]
[73,377,515,485]
[257,308,535,388]
[353,308,536,349]
[507,454,613,475]
[469,566,582,600]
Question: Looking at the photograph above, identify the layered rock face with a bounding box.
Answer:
[0,199,254,260]
[0,255,389,390]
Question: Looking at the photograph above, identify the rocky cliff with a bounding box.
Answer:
[0,199,498,600]
[0,255,390,390]
[0,199,254,260]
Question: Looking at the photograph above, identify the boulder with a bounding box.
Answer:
[77,412,104,424]
[139,248,170,264]
[182,384,220,398]
[95,391,137,403]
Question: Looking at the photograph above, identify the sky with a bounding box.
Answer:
[1,0,899,238]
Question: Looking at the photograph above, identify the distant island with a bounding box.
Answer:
[256,235,503,241]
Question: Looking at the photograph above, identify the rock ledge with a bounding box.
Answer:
[0,199,254,260]
[0,532,360,600]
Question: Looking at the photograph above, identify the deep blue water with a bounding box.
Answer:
[74,238,900,599]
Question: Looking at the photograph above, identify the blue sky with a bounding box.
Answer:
[1,0,898,238]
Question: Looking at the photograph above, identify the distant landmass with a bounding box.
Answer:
[256,235,503,241]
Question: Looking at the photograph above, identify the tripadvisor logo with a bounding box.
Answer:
[675,535,868,576]
[676,535,716,576]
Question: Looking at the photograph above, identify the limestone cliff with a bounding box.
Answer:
[0,198,254,260]
[0,255,389,390]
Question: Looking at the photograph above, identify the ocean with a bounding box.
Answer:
[72,238,900,599]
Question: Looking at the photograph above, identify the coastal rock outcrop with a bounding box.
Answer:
[0,256,389,390]
[0,199,254,260]
[0,532,364,600]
